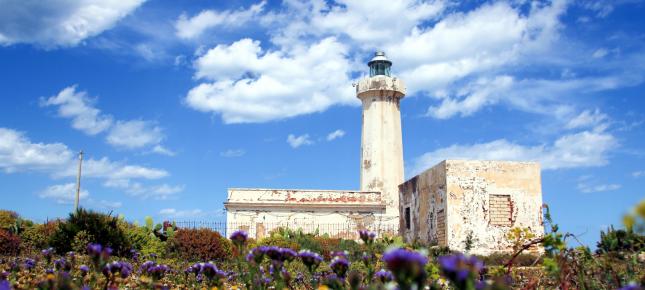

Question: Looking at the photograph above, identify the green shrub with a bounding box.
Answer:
[0,210,18,230]
[71,230,95,253]
[596,226,645,254]
[19,224,48,252]
[167,228,232,262]
[0,229,21,255]
[478,252,541,267]
[49,208,130,255]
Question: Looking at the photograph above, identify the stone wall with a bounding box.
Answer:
[225,188,396,239]
[399,160,544,255]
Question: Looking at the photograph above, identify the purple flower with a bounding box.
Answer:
[358,229,376,244]
[265,246,282,261]
[0,271,8,280]
[331,251,349,259]
[618,286,645,290]
[249,246,268,264]
[330,256,350,279]
[230,230,248,246]
[299,250,323,272]
[23,258,36,270]
[280,248,297,262]
[130,249,139,262]
[438,253,483,283]
[86,243,102,257]
[200,262,218,280]
[374,269,394,283]
[54,258,72,272]
[79,265,90,277]
[140,261,155,274]
[382,248,428,289]
[0,280,9,290]
[42,247,54,262]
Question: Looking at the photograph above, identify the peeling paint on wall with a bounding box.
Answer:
[399,160,544,255]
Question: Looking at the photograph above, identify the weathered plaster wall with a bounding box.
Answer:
[356,75,406,225]
[444,160,544,255]
[399,162,447,245]
[225,188,394,239]
[400,160,544,255]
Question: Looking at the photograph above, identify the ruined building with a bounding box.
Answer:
[225,52,543,254]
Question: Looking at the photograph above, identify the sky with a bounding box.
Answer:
[0,0,644,248]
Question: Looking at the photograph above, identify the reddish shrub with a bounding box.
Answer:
[0,229,21,255]
[168,228,232,261]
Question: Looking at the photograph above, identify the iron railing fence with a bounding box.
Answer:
[173,221,399,240]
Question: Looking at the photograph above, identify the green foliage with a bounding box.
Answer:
[0,229,21,255]
[71,230,95,253]
[596,226,645,254]
[19,224,48,252]
[268,227,321,252]
[167,228,232,261]
[0,210,18,230]
[49,208,130,255]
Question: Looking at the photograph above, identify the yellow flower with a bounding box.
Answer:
[318,285,329,290]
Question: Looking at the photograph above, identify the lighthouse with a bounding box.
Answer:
[356,51,406,222]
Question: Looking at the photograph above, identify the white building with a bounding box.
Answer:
[225,52,544,253]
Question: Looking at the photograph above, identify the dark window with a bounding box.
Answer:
[405,207,411,230]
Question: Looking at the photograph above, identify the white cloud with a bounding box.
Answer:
[106,120,164,149]
[39,183,89,204]
[0,128,73,173]
[427,76,513,119]
[42,86,172,154]
[151,145,175,156]
[159,208,204,218]
[0,0,146,47]
[633,171,645,178]
[185,37,355,123]
[53,157,169,181]
[220,149,245,158]
[40,85,113,135]
[104,180,183,200]
[409,129,618,176]
[175,1,266,40]
[326,129,346,141]
[566,109,608,129]
[287,134,313,148]
[577,182,621,193]
[592,48,608,58]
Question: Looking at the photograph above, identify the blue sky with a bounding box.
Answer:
[0,0,643,247]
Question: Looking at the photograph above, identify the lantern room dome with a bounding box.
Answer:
[367,51,392,77]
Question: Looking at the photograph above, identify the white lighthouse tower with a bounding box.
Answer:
[356,52,406,225]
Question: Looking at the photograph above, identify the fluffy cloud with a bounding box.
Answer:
[0,127,178,201]
[104,179,183,200]
[566,109,608,129]
[185,37,355,123]
[0,128,73,173]
[633,171,645,178]
[43,86,172,154]
[577,182,621,193]
[326,129,346,141]
[40,86,113,135]
[287,134,313,148]
[39,183,89,204]
[175,1,265,39]
[0,0,146,47]
[409,129,617,176]
[106,120,164,149]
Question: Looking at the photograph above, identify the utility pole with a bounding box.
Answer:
[74,150,84,212]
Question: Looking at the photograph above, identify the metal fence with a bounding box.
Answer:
[173,221,399,240]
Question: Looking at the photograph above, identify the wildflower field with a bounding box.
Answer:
[0,202,643,290]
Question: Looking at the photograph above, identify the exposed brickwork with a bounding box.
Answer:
[489,194,512,226]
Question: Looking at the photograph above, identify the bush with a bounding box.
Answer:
[0,210,18,230]
[596,226,645,255]
[19,224,48,252]
[0,229,21,255]
[49,208,130,255]
[478,252,541,267]
[167,228,232,261]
